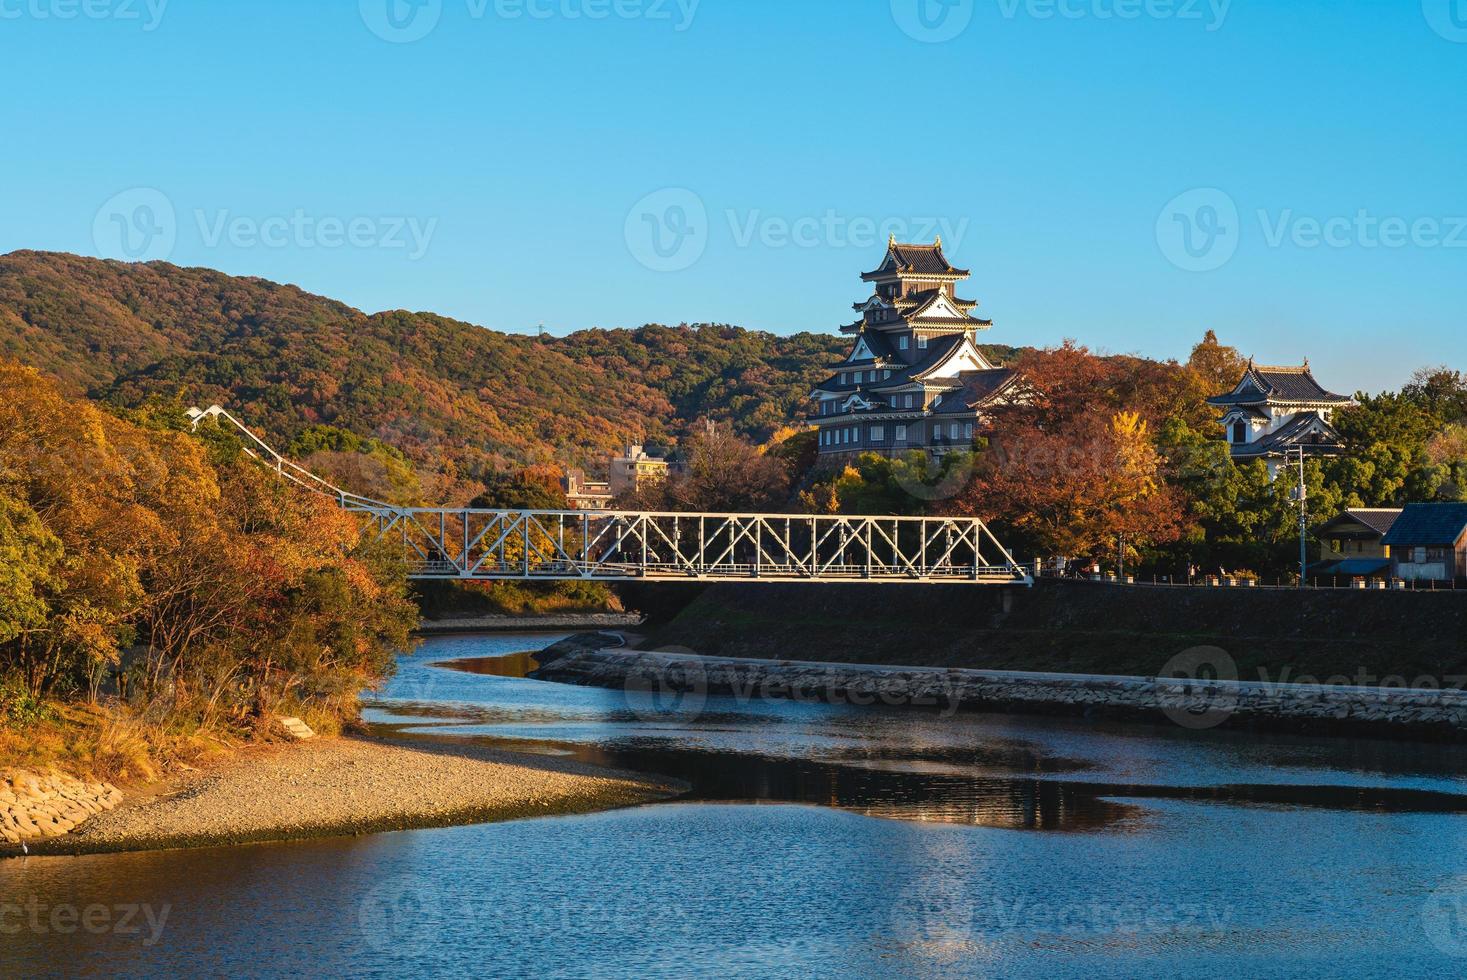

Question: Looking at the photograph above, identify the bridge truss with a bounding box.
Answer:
[188,406,1031,586]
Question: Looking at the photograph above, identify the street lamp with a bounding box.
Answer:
[1289,446,1307,588]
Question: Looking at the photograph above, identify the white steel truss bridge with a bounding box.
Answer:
[188,405,1032,587]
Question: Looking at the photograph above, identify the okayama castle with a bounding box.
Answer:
[809,238,1021,459]
[807,238,1355,474]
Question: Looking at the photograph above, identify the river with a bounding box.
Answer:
[5,632,1467,978]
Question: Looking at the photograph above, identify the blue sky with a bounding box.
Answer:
[2,0,1464,393]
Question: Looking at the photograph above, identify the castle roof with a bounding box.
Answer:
[1208,361,1351,407]
[862,239,969,281]
[1229,411,1345,460]
[928,368,1023,415]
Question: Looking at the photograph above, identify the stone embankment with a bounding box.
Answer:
[533,645,1467,740]
[1,770,122,845]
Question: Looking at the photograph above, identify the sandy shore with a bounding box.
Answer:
[3,736,681,858]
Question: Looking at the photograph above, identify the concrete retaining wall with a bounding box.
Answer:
[533,645,1467,740]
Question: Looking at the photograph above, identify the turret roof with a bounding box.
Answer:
[861,239,969,280]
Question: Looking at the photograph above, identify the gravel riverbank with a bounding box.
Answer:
[417,613,642,635]
[2,736,681,858]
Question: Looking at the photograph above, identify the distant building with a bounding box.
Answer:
[1207,360,1354,476]
[1382,503,1467,583]
[1312,508,1401,580]
[563,470,613,511]
[562,445,682,509]
[608,444,679,496]
[808,238,1021,460]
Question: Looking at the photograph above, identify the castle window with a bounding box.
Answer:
[870,426,884,442]
[964,423,974,440]
[918,336,929,350]
[1232,420,1247,444]
[899,336,909,351]
[895,425,907,442]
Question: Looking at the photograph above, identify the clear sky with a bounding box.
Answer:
[2,0,1464,393]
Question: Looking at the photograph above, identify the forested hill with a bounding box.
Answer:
[0,250,857,479]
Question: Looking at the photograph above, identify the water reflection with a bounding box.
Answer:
[9,634,1467,978]
[372,649,1467,832]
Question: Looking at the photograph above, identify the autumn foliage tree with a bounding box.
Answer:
[0,361,417,741]
[957,342,1184,562]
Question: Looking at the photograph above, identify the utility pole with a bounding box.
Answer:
[1292,445,1308,588]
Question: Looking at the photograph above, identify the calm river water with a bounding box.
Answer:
[6,632,1467,978]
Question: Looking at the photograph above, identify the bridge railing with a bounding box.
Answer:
[359,508,1031,585]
